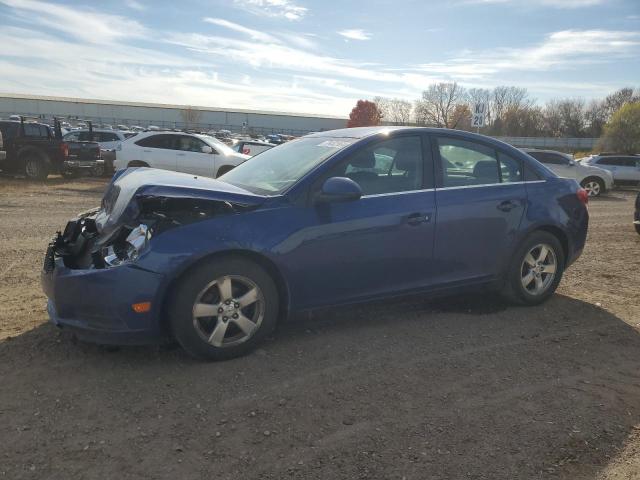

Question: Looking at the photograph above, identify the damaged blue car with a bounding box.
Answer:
[42,127,589,360]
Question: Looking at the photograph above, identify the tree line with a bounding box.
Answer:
[366,84,639,139]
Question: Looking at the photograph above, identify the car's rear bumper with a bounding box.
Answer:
[41,258,167,345]
[63,159,103,171]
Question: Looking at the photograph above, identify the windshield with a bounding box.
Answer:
[219,136,355,194]
[196,134,237,156]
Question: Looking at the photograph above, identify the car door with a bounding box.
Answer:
[283,134,437,307]
[175,135,215,176]
[433,135,527,285]
[136,134,177,171]
[614,157,640,182]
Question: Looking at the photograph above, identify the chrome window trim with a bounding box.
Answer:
[438,180,546,191]
[362,188,435,198]
[360,180,546,198]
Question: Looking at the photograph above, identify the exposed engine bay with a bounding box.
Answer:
[45,196,243,271]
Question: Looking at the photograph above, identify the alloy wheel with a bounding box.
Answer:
[520,243,557,296]
[192,275,265,348]
[583,180,601,197]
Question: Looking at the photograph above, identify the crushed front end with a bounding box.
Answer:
[41,168,264,345]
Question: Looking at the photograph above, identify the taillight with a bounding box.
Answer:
[577,188,589,205]
[60,142,69,158]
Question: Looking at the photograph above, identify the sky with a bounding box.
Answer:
[0,0,638,117]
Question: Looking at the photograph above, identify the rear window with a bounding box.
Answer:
[135,134,176,149]
[0,122,19,139]
[24,123,50,137]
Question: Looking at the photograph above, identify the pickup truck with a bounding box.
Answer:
[0,118,102,180]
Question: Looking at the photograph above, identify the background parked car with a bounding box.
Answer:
[634,192,640,235]
[0,119,101,180]
[114,131,249,177]
[523,148,613,197]
[580,154,640,186]
[0,128,5,163]
[64,129,137,174]
[232,140,275,157]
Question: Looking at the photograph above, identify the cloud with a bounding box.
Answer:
[0,0,147,43]
[417,30,640,78]
[203,17,277,43]
[337,29,372,41]
[232,0,307,20]
[461,0,607,7]
[124,0,146,10]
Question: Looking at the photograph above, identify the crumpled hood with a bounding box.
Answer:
[95,168,266,235]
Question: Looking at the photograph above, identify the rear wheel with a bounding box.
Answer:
[24,155,49,180]
[502,231,565,305]
[169,257,279,360]
[580,177,604,197]
[635,223,640,235]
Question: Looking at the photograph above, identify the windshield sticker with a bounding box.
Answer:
[317,140,351,148]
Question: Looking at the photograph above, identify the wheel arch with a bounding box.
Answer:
[127,160,149,168]
[525,225,569,267]
[158,249,291,335]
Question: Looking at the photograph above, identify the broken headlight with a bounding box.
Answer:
[103,224,150,267]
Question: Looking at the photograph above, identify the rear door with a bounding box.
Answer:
[433,135,527,285]
[135,134,177,171]
[613,157,640,182]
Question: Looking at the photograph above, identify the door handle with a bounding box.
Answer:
[497,200,518,212]
[407,212,432,226]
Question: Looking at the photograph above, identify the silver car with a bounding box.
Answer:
[580,154,640,186]
[523,149,614,197]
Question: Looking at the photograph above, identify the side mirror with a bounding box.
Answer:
[316,177,362,203]
[201,145,214,154]
[568,160,576,166]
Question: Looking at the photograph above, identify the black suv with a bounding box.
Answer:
[0,119,102,180]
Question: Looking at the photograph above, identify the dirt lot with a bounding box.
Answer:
[0,176,639,479]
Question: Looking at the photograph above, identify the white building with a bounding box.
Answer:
[0,93,347,135]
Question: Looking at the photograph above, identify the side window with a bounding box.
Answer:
[177,136,210,153]
[24,124,40,137]
[78,131,91,142]
[327,136,425,195]
[135,135,175,149]
[498,152,523,183]
[101,133,119,142]
[39,125,50,137]
[530,152,567,165]
[437,137,499,187]
[64,131,80,141]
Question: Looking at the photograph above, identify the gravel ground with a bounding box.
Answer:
[0,176,639,479]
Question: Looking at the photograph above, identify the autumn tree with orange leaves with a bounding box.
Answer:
[347,100,382,128]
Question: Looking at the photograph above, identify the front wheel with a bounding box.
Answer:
[502,231,565,306]
[169,257,279,360]
[580,177,604,197]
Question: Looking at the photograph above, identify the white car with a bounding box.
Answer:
[63,129,135,150]
[523,149,614,197]
[114,131,249,178]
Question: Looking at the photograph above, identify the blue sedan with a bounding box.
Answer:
[42,127,589,360]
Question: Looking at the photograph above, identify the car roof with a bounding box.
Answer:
[306,126,497,139]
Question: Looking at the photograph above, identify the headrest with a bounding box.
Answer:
[350,150,375,168]
[473,160,498,180]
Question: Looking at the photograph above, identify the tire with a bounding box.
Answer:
[216,165,235,178]
[168,256,279,360]
[635,224,640,235]
[580,177,604,197]
[24,155,49,180]
[127,161,149,168]
[92,164,105,177]
[501,231,565,306]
